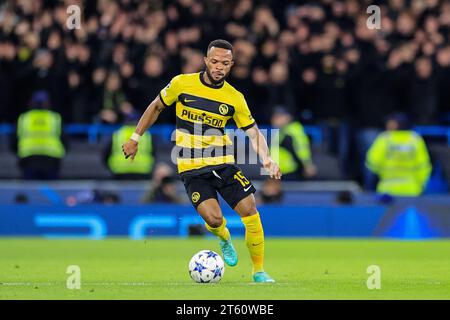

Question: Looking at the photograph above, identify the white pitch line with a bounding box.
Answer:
[0,282,291,287]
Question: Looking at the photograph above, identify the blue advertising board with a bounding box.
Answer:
[0,203,448,239]
[0,204,385,239]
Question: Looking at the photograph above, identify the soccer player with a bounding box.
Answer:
[122,39,281,283]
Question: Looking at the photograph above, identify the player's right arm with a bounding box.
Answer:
[122,96,166,160]
[122,75,182,160]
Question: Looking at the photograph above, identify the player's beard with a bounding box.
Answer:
[205,68,230,86]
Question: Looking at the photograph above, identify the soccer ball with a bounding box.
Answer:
[188,250,225,283]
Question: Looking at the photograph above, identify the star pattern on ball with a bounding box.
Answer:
[193,261,206,274]
[213,267,222,279]
[206,251,218,258]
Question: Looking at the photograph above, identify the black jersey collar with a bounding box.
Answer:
[199,71,224,89]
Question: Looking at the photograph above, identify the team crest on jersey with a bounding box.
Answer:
[219,104,229,115]
[192,192,201,203]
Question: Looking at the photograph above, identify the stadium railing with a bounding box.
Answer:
[0,123,324,146]
[1,123,450,145]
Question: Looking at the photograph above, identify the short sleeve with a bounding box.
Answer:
[159,75,182,107]
[233,93,255,130]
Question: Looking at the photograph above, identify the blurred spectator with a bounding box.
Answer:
[100,191,121,204]
[0,40,17,122]
[188,224,207,236]
[335,190,354,205]
[256,178,283,204]
[30,49,69,120]
[248,67,270,123]
[141,162,184,203]
[66,189,121,206]
[270,106,317,180]
[150,175,184,203]
[305,54,351,177]
[267,61,296,114]
[12,91,66,180]
[436,46,450,123]
[90,67,108,119]
[14,193,29,204]
[99,71,133,124]
[103,114,154,180]
[366,113,432,196]
[409,57,437,125]
[136,54,172,123]
[67,43,93,123]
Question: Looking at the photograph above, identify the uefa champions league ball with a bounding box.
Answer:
[189,250,225,283]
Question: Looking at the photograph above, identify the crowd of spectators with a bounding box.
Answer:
[0,0,450,188]
[1,0,450,127]
[1,0,450,187]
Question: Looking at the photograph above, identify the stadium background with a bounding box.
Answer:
[1,0,450,299]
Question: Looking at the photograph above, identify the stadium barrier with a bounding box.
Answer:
[2,123,450,145]
[0,123,323,145]
[1,201,449,239]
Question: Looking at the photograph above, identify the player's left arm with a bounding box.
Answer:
[233,92,281,179]
[245,124,282,180]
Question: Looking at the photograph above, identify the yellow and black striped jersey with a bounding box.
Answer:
[159,71,256,176]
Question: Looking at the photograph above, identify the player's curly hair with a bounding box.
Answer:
[207,39,233,55]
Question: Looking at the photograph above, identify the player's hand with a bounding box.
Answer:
[122,139,138,160]
[263,158,282,180]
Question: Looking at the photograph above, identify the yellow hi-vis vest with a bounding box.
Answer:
[107,126,154,174]
[270,121,313,175]
[366,130,432,196]
[17,109,65,159]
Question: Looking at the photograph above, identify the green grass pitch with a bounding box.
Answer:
[1,238,449,299]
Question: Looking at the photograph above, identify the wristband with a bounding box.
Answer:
[130,133,141,142]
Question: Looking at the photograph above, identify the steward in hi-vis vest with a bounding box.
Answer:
[270,106,317,180]
[366,113,432,196]
[107,125,154,179]
[17,109,65,159]
[15,91,66,180]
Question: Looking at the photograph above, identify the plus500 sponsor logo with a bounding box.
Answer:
[181,109,224,127]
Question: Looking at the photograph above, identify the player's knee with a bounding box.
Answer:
[240,202,258,217]
[247,204,258,217]
[205,213,223,228]
[234,194,258,217]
